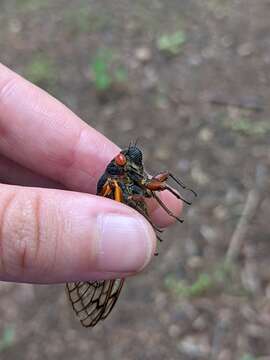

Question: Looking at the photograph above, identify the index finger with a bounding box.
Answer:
[0,63,181,227]
[0,63,120,193]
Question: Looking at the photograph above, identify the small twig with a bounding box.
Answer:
[208,95,264,113]
[226,188,260,262]
[209,317,228,360]
[226,165,266,263]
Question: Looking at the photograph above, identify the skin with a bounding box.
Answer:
[0,62,182,284]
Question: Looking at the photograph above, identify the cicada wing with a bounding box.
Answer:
[66,177,126,327]
[100,279,125,320]
[66,279,124,327]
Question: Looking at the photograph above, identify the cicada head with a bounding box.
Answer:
[105,145,144,178]
[123,145,143,166]
[121,145,144,175]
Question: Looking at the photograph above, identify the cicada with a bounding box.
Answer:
[66,144,196,327]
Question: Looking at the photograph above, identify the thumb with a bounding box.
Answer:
[0,184,156,283]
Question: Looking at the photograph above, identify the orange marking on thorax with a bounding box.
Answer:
[101,183,112,197]
[112,180,123,202]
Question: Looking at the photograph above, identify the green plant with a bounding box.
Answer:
[240,354,256,360]
[165,273,214,298]
[207,0,230,14]
[90,49,127,92]
[114,68,128,83]
[224,116,270,136]
[91,50,112,91]
[24,55,57,87]
[63,7,112,33]
[0,328,15,353]
[157,30,186,55]
[16,0,49,12]
[165,261,237,298]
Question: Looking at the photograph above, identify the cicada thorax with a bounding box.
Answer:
[97,156,145,199]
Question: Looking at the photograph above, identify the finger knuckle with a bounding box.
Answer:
[0,190,43,277]
[0,76,18,104]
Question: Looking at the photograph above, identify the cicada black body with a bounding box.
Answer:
[66,144,196,327]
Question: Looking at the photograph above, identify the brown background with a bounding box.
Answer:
[0,1,270,359]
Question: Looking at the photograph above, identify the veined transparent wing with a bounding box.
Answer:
[66,279,125,327]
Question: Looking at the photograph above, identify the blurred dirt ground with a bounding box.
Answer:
[0,1,270,359]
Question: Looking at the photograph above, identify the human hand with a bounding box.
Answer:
[0,63,182,284]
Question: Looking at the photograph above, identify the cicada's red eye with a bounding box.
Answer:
[115,153,127,166]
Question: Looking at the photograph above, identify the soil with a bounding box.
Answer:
[0,1,269,359]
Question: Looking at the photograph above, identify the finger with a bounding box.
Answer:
[147,191,183,228]
[0,63,181,227]
[0,62,119,193]
[0,152,182,229]
[0,155,183,228]
[0,154,63,189]
[0,184,156,284]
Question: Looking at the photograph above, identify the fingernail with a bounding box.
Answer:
[97,214,155,273]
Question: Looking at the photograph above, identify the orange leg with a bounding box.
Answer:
[153,172,169,182]
[111,180,123,203]
[144,179,165,191]
[144,177,192,205]
[101,180,124,202]
[101,182,112,197]
[155,171,197,197]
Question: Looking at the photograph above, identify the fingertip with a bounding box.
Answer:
[95,210,156,274]
[149,190,183,228]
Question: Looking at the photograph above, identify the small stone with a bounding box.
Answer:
[214,8,228,20]
[202,46,216,59]
[263,54,270,65]
[185,238,199,257]
[237,42,253,57]
[266,283,270,299]
[236,334,249,349]
[126,20,140,32]
[258,304,270,326]
[135,47,152,63]
[155,147,170,161]
[177,159,191,172]
[240,304,257,322]
[8,19,22,33]
[187,256,203,270]
[168,324,181,338]
[180,302,198,320]
[188,55,202,66]
[144,127,155,139]
[200,225,218,243]
[120,118,134,132]
[16,284,35,304]
[221,35,233,48]
[177,335,210,358]
[198,128,214,143]
[219,308,233,325]
[103,106,115,118]
[191,165,210,186]
[218,349,232,360]
[143,67,158,90]
[241,262,261,294]
[155,292,167,309]
[192,315,207,331]
[213,205,228,220]
[246,324,265,338]
[225,188,243,205]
